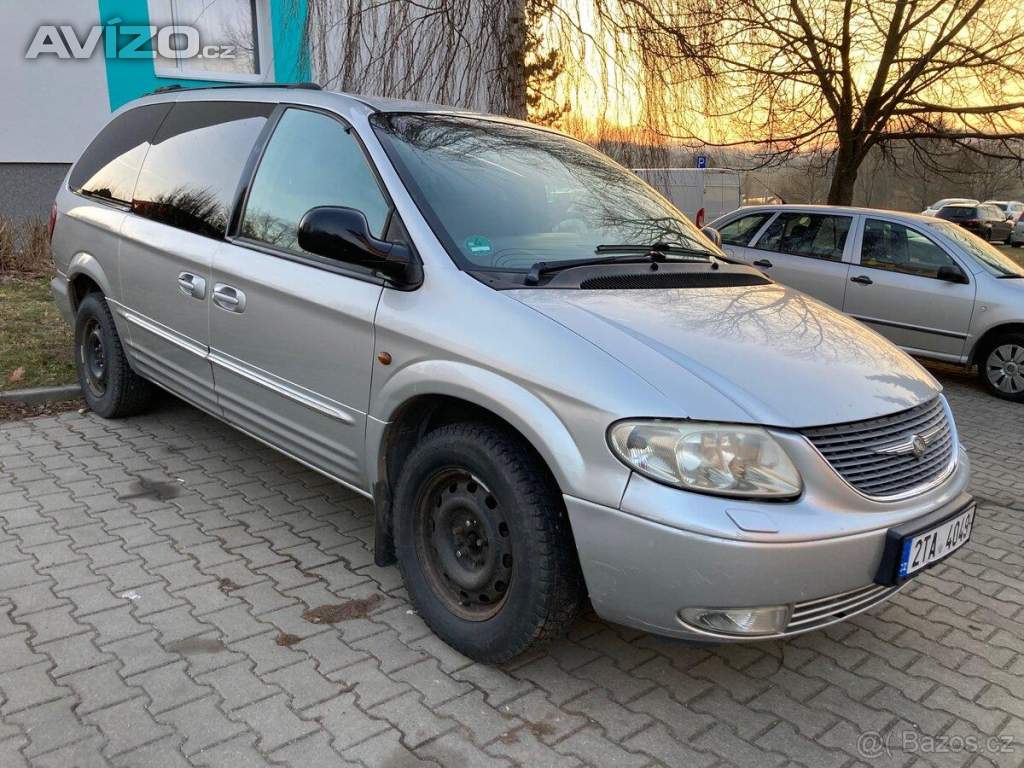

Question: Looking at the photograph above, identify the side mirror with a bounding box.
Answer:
[701,226,722,248]
[937,264,969,284]
[297,206,417,285]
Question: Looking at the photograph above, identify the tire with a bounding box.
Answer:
[978,332,1024,402]
[74,292,154,418]
[393,422,585,663]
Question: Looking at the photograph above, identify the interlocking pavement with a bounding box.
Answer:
[1,363,1022,767]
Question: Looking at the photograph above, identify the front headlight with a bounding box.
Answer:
[608,420,802,498]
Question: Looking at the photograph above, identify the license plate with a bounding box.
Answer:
[897,506,974,579]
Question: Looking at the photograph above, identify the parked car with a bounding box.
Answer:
[711,204,1024,401]
[1009,210,1024,247]
[935,203,1014,242]
[983,200,1024,223]
[921,198,978,216]
[52,88,973,661]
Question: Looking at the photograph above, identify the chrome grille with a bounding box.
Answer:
[786,584,902,633]
[801,398,955,499]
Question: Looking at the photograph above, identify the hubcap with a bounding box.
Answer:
[415,470,513,621]
[986,344,1024,394]
[80,318,107,398]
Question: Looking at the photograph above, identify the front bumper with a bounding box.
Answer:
[567,443,972,641]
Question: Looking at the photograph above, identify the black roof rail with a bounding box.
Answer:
[148,82,322,96]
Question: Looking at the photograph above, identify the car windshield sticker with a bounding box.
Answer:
[465,236,492,255]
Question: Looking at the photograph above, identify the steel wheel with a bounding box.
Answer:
[79,316,107,398]
[413,469,514,621]
[986,343,1024,394]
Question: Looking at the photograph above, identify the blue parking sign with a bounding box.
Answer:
[696,155,708,169]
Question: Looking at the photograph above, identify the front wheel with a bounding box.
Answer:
[393,422,585,663]
[979,333,1024,402]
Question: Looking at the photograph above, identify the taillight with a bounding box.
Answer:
[48,202,57,243]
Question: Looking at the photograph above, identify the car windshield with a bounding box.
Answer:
[370,113,714,271]
[926,218,1024,277]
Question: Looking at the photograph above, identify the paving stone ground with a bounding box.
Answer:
[1,362,1022,768]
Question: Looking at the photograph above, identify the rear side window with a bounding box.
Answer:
[755,212,851,261]
[717,212,772,246]
[132,101,272,238]
[69,104,172,205]
[239,108,391,252]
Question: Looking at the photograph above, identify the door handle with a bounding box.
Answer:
[850,275,873,285]
[753,259,773,268]
[177,272,206,299]
[213,283,246,313]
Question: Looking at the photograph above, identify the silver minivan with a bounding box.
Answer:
[51,87,973,662]
[712,205,1024,401]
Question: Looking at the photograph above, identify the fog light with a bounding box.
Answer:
[678,605,791,636]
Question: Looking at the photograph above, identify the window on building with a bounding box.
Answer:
[132,101,272,238]
[149,0,267,80]
[240,108,391,255]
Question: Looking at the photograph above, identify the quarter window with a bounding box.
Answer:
[717,213,772,246]
[132,101,272,238]
[69,104,172,206]
[240,108,391,254]
[860,219,958,279]
[754,213,851,261]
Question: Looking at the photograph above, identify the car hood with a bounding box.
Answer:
[509,283,941,427]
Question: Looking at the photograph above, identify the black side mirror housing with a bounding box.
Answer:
[937,264,969,284]
[701,226,722,248]
[297,206,419,286]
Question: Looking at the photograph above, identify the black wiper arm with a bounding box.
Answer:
[524,253,661,286]
[595,241,717,259]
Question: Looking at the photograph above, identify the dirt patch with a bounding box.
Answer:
[302,593,383,624]
[0,398,84,422]
[117,477,183,501]
[166,637,227,655]
[217,578,241,594]
[275,632,302,647]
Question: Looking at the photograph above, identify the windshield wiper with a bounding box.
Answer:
[595,241,718,259]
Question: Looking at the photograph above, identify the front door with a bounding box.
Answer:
[210,106,395,490]
[843,217,976,359]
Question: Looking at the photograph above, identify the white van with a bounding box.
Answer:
[633,167,741,227]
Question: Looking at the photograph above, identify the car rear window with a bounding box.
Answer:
[937,207,976,220]
[132,101,273,238]
[69,104,172,206]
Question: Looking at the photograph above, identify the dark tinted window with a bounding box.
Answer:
[937,206,976,220]
[240,108,391,251]
[755,212,851,261]
[70,104,172,205]
[132,101,272,238]
[717,212,772,246]
[860,219,957,278]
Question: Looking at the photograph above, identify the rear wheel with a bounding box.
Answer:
[979,333,1024,402]
[74,293,154,417]
[393,422,585,663]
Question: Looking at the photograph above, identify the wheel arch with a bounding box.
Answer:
[66,252,113,311]
[969,322,1024,364]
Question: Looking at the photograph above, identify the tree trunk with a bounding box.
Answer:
[826,140,862,205]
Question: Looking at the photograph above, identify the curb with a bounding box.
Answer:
[0,384,82,405]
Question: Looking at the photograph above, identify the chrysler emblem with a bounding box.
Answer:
[876,426,941,460]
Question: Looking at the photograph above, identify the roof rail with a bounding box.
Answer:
[149,82,322,96]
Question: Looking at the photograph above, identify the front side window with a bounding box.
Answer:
[149,0,262,79]
[132,101,272,238]
[240,109,391,253]
[754,212,851,261]
[860,219,958,279]
[371,113,714,272]
[718,213,772,246]
[69,104,172,205]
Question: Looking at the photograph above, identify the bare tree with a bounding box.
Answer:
[611,0,1024,204]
